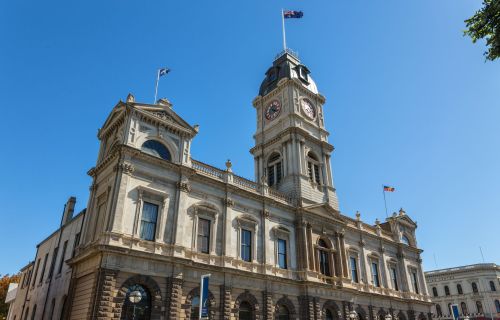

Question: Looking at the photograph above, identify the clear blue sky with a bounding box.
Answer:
[1,1,499,275]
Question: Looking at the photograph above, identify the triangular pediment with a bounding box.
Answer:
[397,214,417,228]
[303,202,345,224]
[133,103,197,136]
[99,101,127,138]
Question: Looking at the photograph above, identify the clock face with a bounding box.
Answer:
[265,100,282,121]
[301,99,316,119]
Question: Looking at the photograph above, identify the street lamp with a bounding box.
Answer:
[128,290,143,320]
[385,314,393,320]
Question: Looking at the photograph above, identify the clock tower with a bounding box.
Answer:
[250,50,339,210]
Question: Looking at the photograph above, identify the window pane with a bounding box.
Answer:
[350,257,358,283]
[371,263,380,287]
[391,268,399,291]
[314,164,320,183]
[268,166,275,186]
[241,229,252,262]
[197,219,210,253]
[140,202,158,241]
[278,239,287,269]
[276,162,282,183]
[307,162,313,180]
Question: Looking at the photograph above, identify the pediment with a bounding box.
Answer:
[303,203,346,224]
[397,214,417,228]
[99,101,127,138]
[134,103,197,136]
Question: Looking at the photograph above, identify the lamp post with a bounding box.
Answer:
[128,290,142,320]
[349,310,359,320]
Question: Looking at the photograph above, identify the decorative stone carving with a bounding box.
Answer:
[176,181,191,193]
[223,198,235,207]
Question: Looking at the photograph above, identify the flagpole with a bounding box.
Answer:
[281,9,287,50]
[383,186,388,218]
[154,69,160,104]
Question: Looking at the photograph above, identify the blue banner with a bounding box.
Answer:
[450,304,459,320]
[200,274,210,319]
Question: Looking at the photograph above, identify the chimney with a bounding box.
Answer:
[61,196,76,226]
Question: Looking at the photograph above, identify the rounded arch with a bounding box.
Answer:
[355,305,367,320]
[275,296,297,320]
[117,274,162,319]
[184,286,216,319]
[418,312,427,320]
[397,311,407,320]
[307,151,319,161]
[234,290,260,320]
[317,236,333,249]
[141,139,172,160]
[267,151,282,163]
[322,300,341,320]
[377,308,387,318]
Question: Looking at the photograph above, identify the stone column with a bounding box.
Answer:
[369,305,375,320]
[262,291,273,320]
[307,223,314,271]
[298,295,315,320]
[93,268,118,320]
[166,277,183,319]
[313,297,321,320]
[220,285,232,320]
[334,233,345,278]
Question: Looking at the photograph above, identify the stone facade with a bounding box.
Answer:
[425,264,500,320]
[8,51,432,319]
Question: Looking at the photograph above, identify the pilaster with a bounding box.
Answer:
[262,291,273,320]
[220,285,232,320]
[166,277,183,319]
[93,268,119,320]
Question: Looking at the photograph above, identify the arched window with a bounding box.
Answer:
[476,301,483,314]
[239,301,253,320]
[326,309,335,320]
[190,296,200,320]
[436,304,442,317]
[460,302,468,315]
[277,304,290,320]
[448,303,452,315]
[490,280,496,291]
[472,282,479,293]
[267,152,282,187]
[401,235,410,246]
[457,284,463,295]
[444,286,450,296]
[432,287,438,297]
[307,152,321,184]
[317,239,331,276]
[495,300,500,313]
[121,284,151,320]
[141,140,171,160]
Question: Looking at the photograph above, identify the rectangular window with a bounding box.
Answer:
[32,259,40,287]
[72,233,81,258]
[241,229,252,262]
[350,257,359,283]
[39,253,48,284]
[371,262,380,287]
[139,202,158,241]
[48,247,58,278]
[278,239,287,269]
[412,271,419,294]
[58,240,68,274]
[390,267,399,291]
[197,218,210,254]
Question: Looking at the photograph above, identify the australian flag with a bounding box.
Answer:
[284,10,303,19]
[159,68,170,77]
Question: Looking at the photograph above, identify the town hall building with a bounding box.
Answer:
[6,50,433,320]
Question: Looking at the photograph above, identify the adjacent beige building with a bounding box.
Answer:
[425,264,500,320]
[7,50,432,320]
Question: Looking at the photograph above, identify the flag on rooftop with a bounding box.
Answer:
[159,68,170,77]
[283,10,303,19]
[383,185,395,192]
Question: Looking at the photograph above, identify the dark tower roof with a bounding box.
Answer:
[259,49,318,96]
